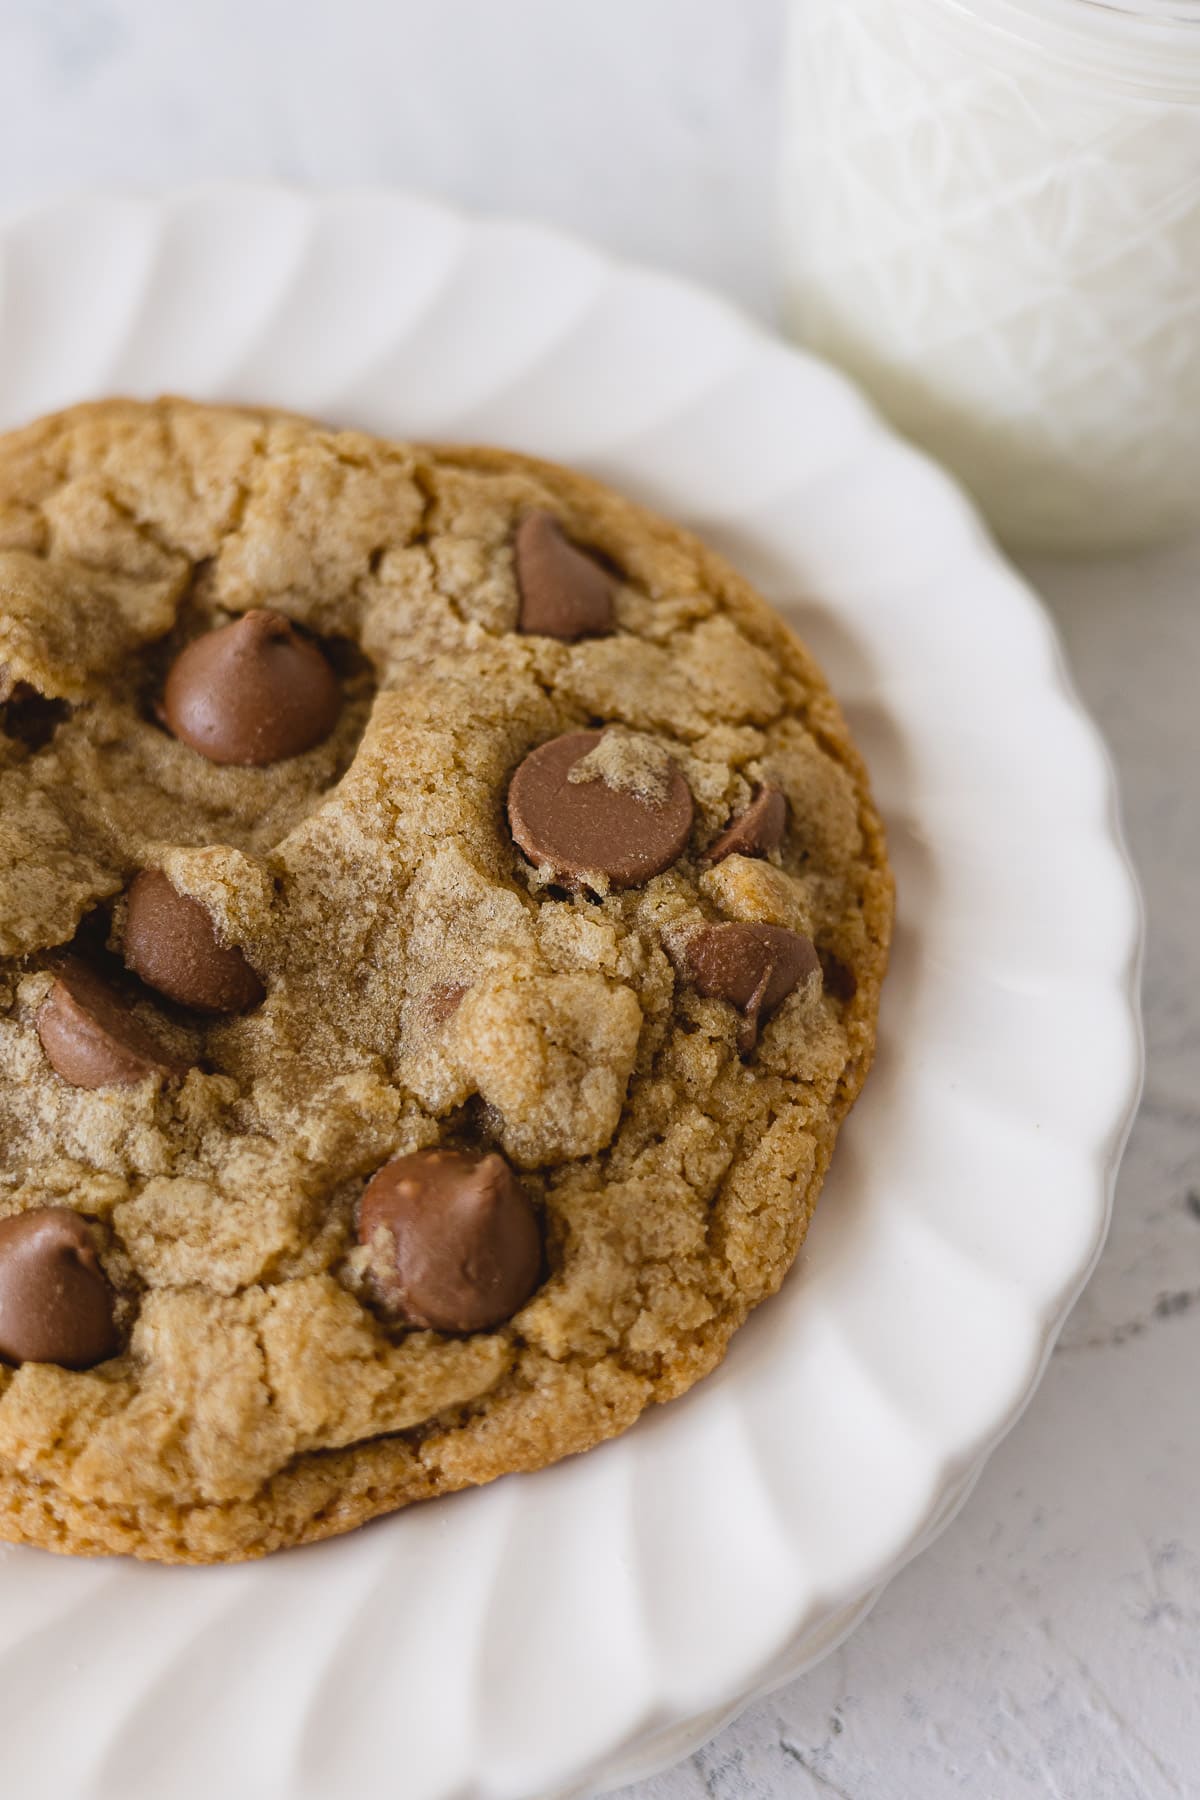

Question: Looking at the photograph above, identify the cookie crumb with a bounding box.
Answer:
[567,728,673,803]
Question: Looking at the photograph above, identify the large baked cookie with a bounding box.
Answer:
[0,400,891,1562]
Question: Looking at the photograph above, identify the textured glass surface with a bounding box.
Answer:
[782,0,1200,548]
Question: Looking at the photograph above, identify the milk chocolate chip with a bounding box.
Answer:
[515,511,615,641]
[0,1208,120,1369]
[705,784,788,864]
[162,609,341,765]
[358,1148,542,1333]
[37,958,187,1089]
[671,922,819,1055]
[122,870,264,1014]
[508,729,693,890]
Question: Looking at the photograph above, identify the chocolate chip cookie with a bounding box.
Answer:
[0,399,892,1562]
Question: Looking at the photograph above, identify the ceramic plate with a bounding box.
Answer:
[0,187,1142,1800]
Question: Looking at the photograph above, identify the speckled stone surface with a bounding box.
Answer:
[0,0,1194,1789]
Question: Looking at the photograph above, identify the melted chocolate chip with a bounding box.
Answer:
[0,1208,120,1369]
[507,729,693,890]
[162,609,341,765]
[426,983,468,1026]
[0,682,71,752]
[514,511,615,641]
[670,922,819,1055]
[818,947,858,1003]
[37,958,187,1089]
[358,1148,542,1333]
[122,870,264,1014]
[705,784,788,864]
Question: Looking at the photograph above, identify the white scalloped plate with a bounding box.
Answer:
[0,188,1141,1800]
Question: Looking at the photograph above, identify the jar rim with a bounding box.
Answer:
[1087,0,1200,18]
[936,0,1200,96]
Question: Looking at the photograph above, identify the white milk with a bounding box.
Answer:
[781,0,1200,550]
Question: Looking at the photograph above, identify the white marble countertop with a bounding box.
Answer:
[0,3,1196,1795]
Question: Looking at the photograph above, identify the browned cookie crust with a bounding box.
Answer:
[0,400,892,1562]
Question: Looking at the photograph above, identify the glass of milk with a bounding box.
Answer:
[780,0,1200,551]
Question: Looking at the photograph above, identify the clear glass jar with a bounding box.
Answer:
[780,0,1200,551]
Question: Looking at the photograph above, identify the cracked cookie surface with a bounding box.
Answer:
[0,399,891,1562]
